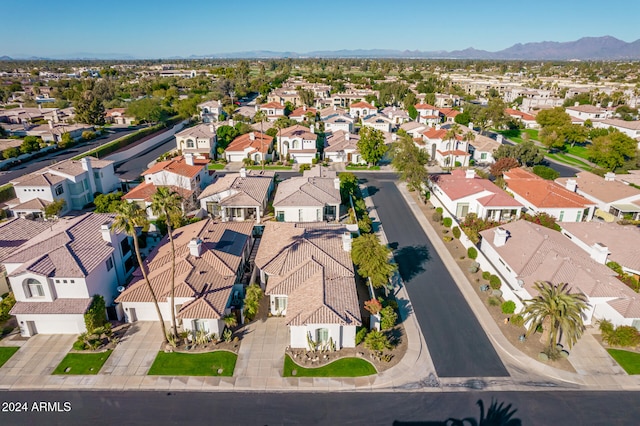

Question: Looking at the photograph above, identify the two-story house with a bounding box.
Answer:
[7,157,119,218]
[257,102,287,122]
[421,125,470,168]
[198,100,223,123]
[348,101,377,119]
[289,106,318,123]
[362,114,393,133]
[415,103,441,126]
[382,106,410,126]
[323,114,354,133]
[324,131,364,164]
[116,220,253,337]
[565,103,613,123]
[175,123,217,159]
[273,168,341,222]
[276,125,318,164]
[224,131,273,163]
[6,213,134,336]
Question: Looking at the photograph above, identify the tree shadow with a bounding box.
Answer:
[393,398,522,426]
[393,245,431,283]
[394,297,414,325]
[365,185,379,197]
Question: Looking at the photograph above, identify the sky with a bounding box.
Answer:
[3,0,640,58]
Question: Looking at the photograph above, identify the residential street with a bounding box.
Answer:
[2,390,640,425]
[112,136,177,181]
[357,172,509,378]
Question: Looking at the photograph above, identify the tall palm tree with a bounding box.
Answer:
[113,201,168,344]
[254,110,267,171]
[444,123,461,171]
[463,131,476,165]
[150,187,183,337]
[522,281,588,353]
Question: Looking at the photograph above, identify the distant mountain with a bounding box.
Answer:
[4,36,640,60]
[0,55,12,61]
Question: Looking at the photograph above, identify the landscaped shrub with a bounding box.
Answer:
[482,271,491,280]
[442,217,453,228]
[468,262,480,273]
[510,314,525,327]
[364,330,393,352]
[436,207,443,214]
[299,164,311,172]
[487,296,501,306]
[380,306,398,330]
[84,295,106,334]
[243,284,263,321]
[489,275,501,290]
[602,325,640,347]
[452,226,461,239]
[501,300,516,314]
[0,292,16,323]
[355,327,368,345]
[443,236,453,242]
[432,211,442,222]
[364,299,383,315]
[467,247,478,259]
[73,339,87,351]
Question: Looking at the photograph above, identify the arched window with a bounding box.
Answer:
[186,139,195,148]
[24,278,45,298]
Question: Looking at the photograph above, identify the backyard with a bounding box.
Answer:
[148,351,237,376]
[52,350,113,375]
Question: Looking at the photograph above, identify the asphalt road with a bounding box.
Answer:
[1,390,639,425]
[358,172,508,378]
[113,136,177,181]
[0,127,140,186]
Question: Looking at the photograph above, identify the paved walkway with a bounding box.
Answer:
[100,322,164,377]
[568,329,627,376]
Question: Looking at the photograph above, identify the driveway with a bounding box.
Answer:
[358,172,508,378]
[0,334,76,377]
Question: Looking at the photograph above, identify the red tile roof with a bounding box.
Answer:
[505,108,536,121]
[123,182,194,202]
[504,168,594,208]
[431,169,522,208]
[142,156,206,179]
[415,103,437,110]
[289,107,317,117]
[439,108,460,118]
[349,101,376,110]
[226,132,272,154]
[260,102,285,109]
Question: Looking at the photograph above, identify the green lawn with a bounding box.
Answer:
[52,350,112,375]
[245,165,293,170]
[208,163,226,170]
[564,144,591,160]
[495,129,539,144]
[607,349,640,374]
[0,347,19,368]
[546,152,593,170]
[148,351,237,376]
[346,165,381,170]
[283,354,376,377]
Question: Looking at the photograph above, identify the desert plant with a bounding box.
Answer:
[432,211,442,222]
[166,333,178,348]
[355,327,368,345]
[364,298,383,315]
[452,226,461,239]
[489,275,501,289]
[598,318,615,336]
[223,313,238,328]
[436,207,443,214]
[510,314,525,327]
[222,328,233,343]
[468,262,480,273]
[482,271,491,280]
[487,296,501,306]
[501,300,516,314]
[443,236,453,242]
[243,284,263,321]
[364,330,393,353]
[602,325,640,347]
[442,217,452,228]
[467,247,478,259]
[380,306,398,330]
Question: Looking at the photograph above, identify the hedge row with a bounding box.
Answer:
[73,116,182,161]
[0,184,16,203]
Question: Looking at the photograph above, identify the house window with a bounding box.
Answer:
[276,211,284,222]
[317,209,322,221]
[559,211,564,221]
[192,319,208,333]
[298,209,303,222]
[106,257,114,271]
[25,278,45,298]
[576,211,582,222]
[274,297,287,313]
[55,185,64,195]
[186,139,194,148]
[70,280,74,283]
[480,153,487,160]
[316,328,329,344]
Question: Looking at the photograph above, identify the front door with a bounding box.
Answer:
[26,321,37,336]
[128,308,138,322]
[347,152,352,162]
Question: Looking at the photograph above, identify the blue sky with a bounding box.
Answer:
[3,0,640,58]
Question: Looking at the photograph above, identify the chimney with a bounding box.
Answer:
[565,179,577,192]
[468,122,474,130]
[345,132,350,141]
[209,124,214,134]
[310,124,315,133]
[604,172,615,182]
[493,227,509,247]
[393,105,397,111]
[255,104,258,112]
[342,232,352,252]
[574,102,579,107]
[333,105,337,110]
[371,100,375,107]
[334,177,340,190]
[303,105,307,111]
[100,223,112,243]
[280,99,284,106]
[184,152,194,166]
[435,124,441,130]
[392,133,398,141]
[608,101,613,108]
[48,120,53,129]
[240,168,247,178]
[465,169,476,179]
[81,156,92,172]
[596,102,601,108]
[188,238,203,258]
[229,119,235,127]
[590,242,609,264]
[249,132,255,141]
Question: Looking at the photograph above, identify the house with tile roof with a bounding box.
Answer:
[480,220,640,328]
[4,213,134,336]
[257,101,287,121]
[565,104,613,122]
[323,114,354,134]
[7,156,118,218]
[197,100,223,123]
[276,125,318,164]
[593,119,640,146]
[122,154,212,219]
[324,130,365,164]
[319,105,347,121]
[399,121,427,139]
[199,169,275,223]
[254,222,361,349]
[224,131,273,163]
[504,108,538,129]
[415,103,441,126]
[348,101,377,119]
[105,108,135,126]
[362,114,393,133]
[438,108,460,124]
[175,123,217,159]
[289,106,317,123]
[468,133,501,165]
[503,168,595,222]
[429,169,523,221]
[382,106,410,126]
[556,171,640,221]
[273,168,340,222]
[421,125,471,168]
[116,220,253,336]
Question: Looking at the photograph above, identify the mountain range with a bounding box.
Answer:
[3,36,640,60]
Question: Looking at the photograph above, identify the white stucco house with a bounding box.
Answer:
[257,102,286,122]
[175,123,217,159]
[565,104,613,123]
[382,106,410,126]
[198,100,223,123]
[116,220,254,337]
[362,114,393,133]
[254,222,361,349]
[503,168,595,222]
[593,119,640,148]
[323,114,354,133]
[199,169,275,223]
[7,156,119,218]
[289,106,317,123]
[415,103,441,126]
[224,131,273,163]
[480,220,640,328]
[421,126,471,168]
[348,101,377,119]
[276,124,318,164]
[6,213,134,336]
[273,168,341,222]
[468,133,501,165]
[324,131,364,164]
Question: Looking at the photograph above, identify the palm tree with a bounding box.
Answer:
[463,131,476,165]
[150,187,183,337]
[254,110,267,171]
[522,281,588,354]
[444,123,461,171]
[113,201,168,344]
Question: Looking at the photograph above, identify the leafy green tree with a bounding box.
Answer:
[454,110,471,126]
[522,281,588,354]
[126,98,167,123]
[532,165,560,180]
[535,107,571,129]
[20,136,42,154]
[338,172,359,204]
[539,127,565,150]
[391,134,429,191]
[561,124,588,147]
[243,283,263,321]
[407,105,418,121]
[298,88,315,107]
[44,199,66,218]
[113,202,169,344]
[175,96,201,119]
[357,126,388,166]
[485,97,508,129]
[588,131,638,171]
[151,187,184,337]
[93,192,123,213]
[2,147,19,159]
[351,233,397,289]
[74,94,106,126]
